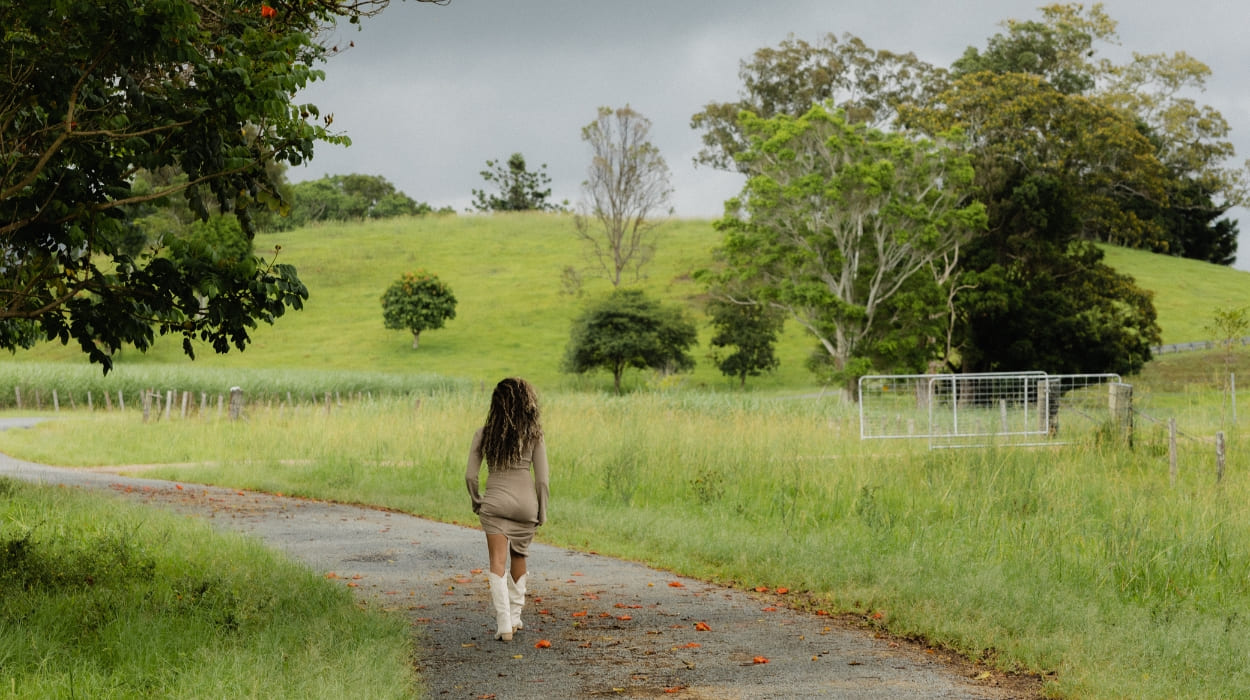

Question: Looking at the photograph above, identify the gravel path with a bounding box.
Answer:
[0,417,1040,699]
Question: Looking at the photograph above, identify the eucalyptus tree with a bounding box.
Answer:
[713,105,985,394]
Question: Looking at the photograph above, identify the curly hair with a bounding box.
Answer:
[479,377,543,469]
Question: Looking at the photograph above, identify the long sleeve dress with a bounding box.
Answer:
[465,428,549,556]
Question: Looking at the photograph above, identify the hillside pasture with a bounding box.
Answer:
[7,214,1250,393]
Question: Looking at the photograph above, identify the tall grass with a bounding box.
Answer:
[0,478,416,699]
[3,388,1247,698]
[0,361,469,409]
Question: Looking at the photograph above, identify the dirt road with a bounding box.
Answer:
[0,418,1040,699]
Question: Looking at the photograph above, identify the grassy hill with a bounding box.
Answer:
[6,213,1250,390]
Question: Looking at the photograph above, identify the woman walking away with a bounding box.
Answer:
[465,377,549,641]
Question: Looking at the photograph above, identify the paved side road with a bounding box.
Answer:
[0,418,1039,699]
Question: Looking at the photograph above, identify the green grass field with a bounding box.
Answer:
[6,214,1250,698]
[0,477,416,699]
[3,386,1247,699]
[10,213,1245,393]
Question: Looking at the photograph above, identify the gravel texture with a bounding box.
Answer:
[0,417,1040,699]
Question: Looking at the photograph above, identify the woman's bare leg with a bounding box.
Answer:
[486,533,510,576]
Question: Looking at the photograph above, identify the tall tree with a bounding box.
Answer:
[574,106,673,287]
[562,288,697,394]
[902,71,1164,374]
[471,153,565,212]
[691,33,947,171]
[713,104,985,394]
[952,3,1246,264]
[0,0,444,371]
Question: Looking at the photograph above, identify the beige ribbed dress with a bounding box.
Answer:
[465,427,549,556]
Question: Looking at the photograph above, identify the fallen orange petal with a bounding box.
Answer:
[617,615,632,621]
[325,572,339,579]
[534,639,552,649]
[470,568,483,574]
[572,611,587,618]
[681,642,701,648]
[754,586,769,592]
[776,587,789,594]
[694,621,711,631]
[668,581,685,588]
[753,655,769,664]
[762,606,778,612]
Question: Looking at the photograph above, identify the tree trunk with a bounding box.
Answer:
[411,330,421,349]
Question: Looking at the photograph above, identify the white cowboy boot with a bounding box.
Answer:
[487,573,513,641]
[507,573,527,632]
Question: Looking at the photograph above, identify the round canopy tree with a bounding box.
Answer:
[562,288,697,393]
[381,271,457,349]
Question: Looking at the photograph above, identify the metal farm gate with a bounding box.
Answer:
[858,372,1125,447]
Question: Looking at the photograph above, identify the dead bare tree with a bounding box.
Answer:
[574,105,673,287]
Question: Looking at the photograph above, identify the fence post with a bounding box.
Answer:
[87,391,93,412]
[104,391,112,411]
[1038,379,1053,435]
[52,389,59,413]
[142,390,152,423]
[1169,418,1178,486]
[13,386,20,410]
[229,387,244,421]
[163,390,173,421]
[1216,431,1226,484]
[1109,383,1134,447]
[117,390,125,413]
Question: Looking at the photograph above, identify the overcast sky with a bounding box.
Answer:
[294,0,1250,269]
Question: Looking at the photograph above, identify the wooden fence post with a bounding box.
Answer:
[87,392,94,411]
[117,390,124,412]
[52,389,59,413]
[142,390,152,423]
[1216,431,1226,484]
[1109,383,1134,447]
[229,387,244,421]
[13,386,20,410]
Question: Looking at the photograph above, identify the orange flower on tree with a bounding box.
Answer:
[260,5,277,18]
